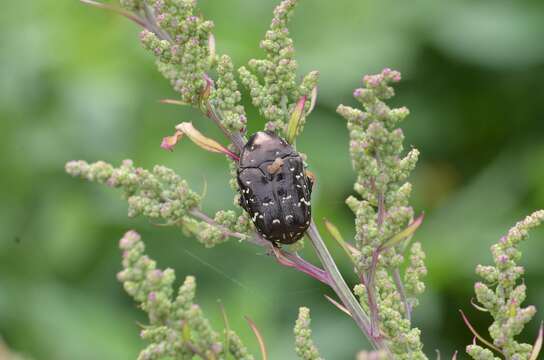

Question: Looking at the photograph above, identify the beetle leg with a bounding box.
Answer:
[304,169,315,192]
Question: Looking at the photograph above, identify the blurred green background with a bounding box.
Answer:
[1,0,544,359]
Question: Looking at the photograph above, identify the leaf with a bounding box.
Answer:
[324,218,359,264]
[307,86,318,116]
[459,310,502,354]
[529,321,543,360]
[218,300,231,360]
[175,122,239,161]
[245,316,268,360]
[286,96,307,144]
[470,298,489,313]
[324,294,351,317]
[160,131,183,152]
[159,98,190,106]
[380,213,424,251]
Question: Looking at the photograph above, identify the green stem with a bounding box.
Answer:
[392,267,411,322]
[307,219,389,353]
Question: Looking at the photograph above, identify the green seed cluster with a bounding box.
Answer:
[338,69,427,359]
[466,345,499,360]
[181,209,250,248]
[238,0,319,137]
[338,70,417,271]
[294,307,323,360]
[226,330,255,360]
[119,0,248,138]
[65,160,200,220]
[467,210,544,359]
[125,0,214,105]
[65,160,251,247]
[212,55,248,133]
[404,242,427,308]
[117,230,253,359]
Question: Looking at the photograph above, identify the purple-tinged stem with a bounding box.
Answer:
[307,220,390,353]
[205,101,245,153]
[366,249,381,337]
[392,268,411,322]
[271,247,331,286]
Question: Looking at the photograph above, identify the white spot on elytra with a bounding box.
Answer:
[245,181,251,185]
[290,167,295,171]
[252,213,259,221]
[285,215,293,220]
[272,219,280,224]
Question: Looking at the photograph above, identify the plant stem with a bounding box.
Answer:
[307,220,389,352]
[392,268,412,322]
[142,3,172,42]
[205,101,245,152]
[366,249,381,337]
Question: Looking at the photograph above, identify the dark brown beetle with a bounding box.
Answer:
[237,131,313,245]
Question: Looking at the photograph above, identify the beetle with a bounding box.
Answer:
[237,131,313,245]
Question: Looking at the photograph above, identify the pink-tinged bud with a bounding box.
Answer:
[148,292,157,301]
[170,45,179,56]
[160,131,183,152]
[120,230,140,249]
[156,13,165,24]
[150,269,163,280]
[382,68,401,82]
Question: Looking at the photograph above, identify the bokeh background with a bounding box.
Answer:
[1,0,544,359]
